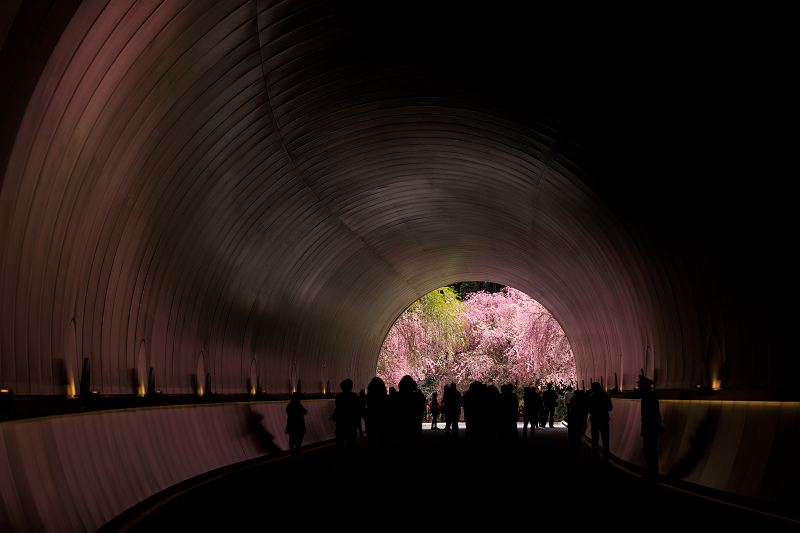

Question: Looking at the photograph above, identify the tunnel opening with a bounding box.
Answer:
[376,283,577,421]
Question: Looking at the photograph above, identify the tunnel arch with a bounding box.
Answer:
[0,0,647,398]
[0,1,796,529]
[0,0,790,398]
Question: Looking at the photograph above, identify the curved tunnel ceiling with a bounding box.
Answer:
[0,0,792,396]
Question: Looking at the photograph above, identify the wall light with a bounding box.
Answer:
[80,390,99,406]
[696,384,714,396]
[147,368,162,401]
[0,389,12,413]
[205,373,215,400]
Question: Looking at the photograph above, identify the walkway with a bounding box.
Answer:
[114,426,796,531]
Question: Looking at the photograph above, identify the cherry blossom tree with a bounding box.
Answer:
[377,286,577,396]
[376,287,466,394]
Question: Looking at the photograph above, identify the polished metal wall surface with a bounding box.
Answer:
[0,1,794,524]
[0,400,335,531]
[587,400,800,508]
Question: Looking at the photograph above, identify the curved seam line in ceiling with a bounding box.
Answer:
[252,2,421,301]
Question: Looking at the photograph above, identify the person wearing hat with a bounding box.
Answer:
[639,374,664,482]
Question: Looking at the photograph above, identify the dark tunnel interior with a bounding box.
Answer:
[0,1,796,530]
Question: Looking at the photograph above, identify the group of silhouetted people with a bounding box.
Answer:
[457,381,522,445]
[562,382,612,465]
[327,375,429,468]
[286,372,663,478]
[519,383,560,436]
[325,377,573,458]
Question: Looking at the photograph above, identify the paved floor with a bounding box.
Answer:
[121,426,797,531]
[423,421,567,429]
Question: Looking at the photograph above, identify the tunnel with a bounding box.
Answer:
[0,1,797,530]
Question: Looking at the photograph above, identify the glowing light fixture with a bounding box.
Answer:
[205,373,216,400]
[696,384,714,396]
[147,368,162,401]
[196,352,205,396]
[80,390,99,406]
[0,389,12,413]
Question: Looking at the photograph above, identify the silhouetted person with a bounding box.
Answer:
[588,382,613,465]
[462,381,483,444]
[564,385,574,415]
[542,383,559,428]
[522,386,541,437]
[285,391,307,455]
[365,377,390,454]
[487,385,500,444]
[499,384,519,442]
[388,386,398,438]
[333,379,360,468]
[566,389,586,462]
[396,375,423,450]
[430,391,440,429]
[443,383,462,440]
[581,385,590,435]
[358,389,366,437]
[639,375,663,482]
[537,388,546,427]
[414,382,426,443]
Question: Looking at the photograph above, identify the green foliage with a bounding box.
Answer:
[412,286,468,360]
[419,374,440,398]
[554,392,567,422]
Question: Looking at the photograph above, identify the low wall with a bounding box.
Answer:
[587,398,800,506]
[0,399,335,532]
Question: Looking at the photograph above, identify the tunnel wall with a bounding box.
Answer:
[587,399,800,508]
[0,399,335,532]
[0,0,794,529]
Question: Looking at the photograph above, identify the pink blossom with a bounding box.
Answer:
[377,287,577,395]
